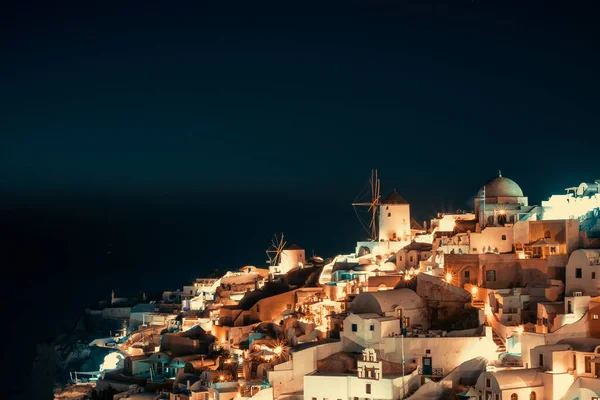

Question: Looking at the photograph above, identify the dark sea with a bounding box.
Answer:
[1,193,368,399]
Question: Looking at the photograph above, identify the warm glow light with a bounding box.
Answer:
[498,209,506,215]
[100,352,125,372]
[471,286,478,295]
[273,346,282,355]
[516,325,524,334]
[219,375,225,381]
[445,273,452,283]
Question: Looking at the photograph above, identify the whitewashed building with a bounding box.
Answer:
[303,348,417,400]
[566,249,600,296]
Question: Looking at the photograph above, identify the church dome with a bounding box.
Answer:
[478,175,524,198]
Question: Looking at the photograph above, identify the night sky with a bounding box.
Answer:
[1,1,598,397]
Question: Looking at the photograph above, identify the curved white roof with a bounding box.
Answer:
[349,288,424,315]
[491,368,542,390]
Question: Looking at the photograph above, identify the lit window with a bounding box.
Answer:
[594,315,599,320]
[576,268,583,279]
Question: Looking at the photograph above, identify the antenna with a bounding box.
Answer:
[352,169,381,241]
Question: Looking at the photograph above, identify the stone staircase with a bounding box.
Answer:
[236,362,244,379]
[471,299,485,309]
[492,330,506,353]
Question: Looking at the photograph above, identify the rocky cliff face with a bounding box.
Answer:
[31,314,122,399]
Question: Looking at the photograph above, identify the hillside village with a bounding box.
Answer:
[55,173,600,400]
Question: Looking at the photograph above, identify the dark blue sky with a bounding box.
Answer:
[1,1,598,206]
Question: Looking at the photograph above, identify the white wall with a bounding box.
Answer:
[268,341,343,398]
[379,203,411,242]
[379,327,498,375]
[303,372,415,400]
[470,226,513,254]
[520,314,590,368]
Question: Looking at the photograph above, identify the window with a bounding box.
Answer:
[539,354,544,367]
[399,256,403,261]
[574,354,577,368]
[586,356,592,373]
[594,272,597,280]
[485,378,491,387]
[502,235,507,240]
[366,384,371,394]
[511,394,518,400]
[544,230,551,239]
[486,270,497,282]
[464,270,470,279]
[370,324,375,331]
[473,248,477,252]
[410,256,413,262]
[351,323,358,332]
[530,392,536,400]
[386,206,389,210]
[496,395,500,400]
[312,398,317,400]
[550,246,557,253]
[256,304,260,312]
[595,315,599,320]
[388,213,391,217]
[576,268,583,278]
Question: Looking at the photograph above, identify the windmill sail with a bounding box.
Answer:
[266,233,287,266]
[352,169,381,241]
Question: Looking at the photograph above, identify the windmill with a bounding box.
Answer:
[266,233,287,267]
[352,169,381,241]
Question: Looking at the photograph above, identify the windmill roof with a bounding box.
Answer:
[381,189,409,205]
[410,219,424,230]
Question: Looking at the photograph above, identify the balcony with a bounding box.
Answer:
[418,367,443,378]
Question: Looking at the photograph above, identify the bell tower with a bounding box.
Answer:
[357,348,383,380]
